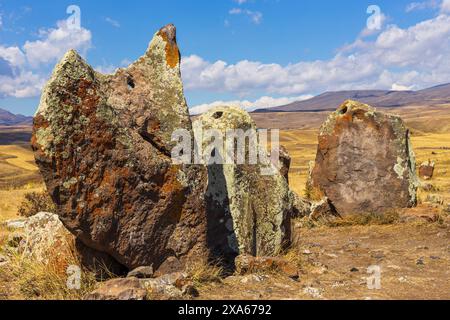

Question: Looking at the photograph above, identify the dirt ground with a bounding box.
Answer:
[198,212,450,300]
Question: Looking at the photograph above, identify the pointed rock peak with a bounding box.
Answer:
[158,23,177,45]
[154,23,180,69]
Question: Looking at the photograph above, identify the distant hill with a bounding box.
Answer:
[0,108,33,126]
[254,83,450,113]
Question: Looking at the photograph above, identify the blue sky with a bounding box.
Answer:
[1,0,449,115]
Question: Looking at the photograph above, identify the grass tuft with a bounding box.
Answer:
[0,235,97,300]
[185,260,224,287]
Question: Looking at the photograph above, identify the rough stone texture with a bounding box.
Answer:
[419,160,435,180]
[85,278,148,300]
[19,212,72,262]
[310,100,418,216]
[193,106,293,260]
[85,272,197,300]
[153,256,183,277]
[235,255,299,280]
[5,219,27,230]
[291,192,312,219]
[140,272,198,299]
[127,266,154,279]
[309,198,338,220]
[31,24,210,271]
[279,145,291,184]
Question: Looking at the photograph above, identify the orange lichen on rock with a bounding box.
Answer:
[157,25,180,69]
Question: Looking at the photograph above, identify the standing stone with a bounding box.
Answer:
[310,100,418,216]
[419,160,435,180]
[31,24,210,271]
[193,106,293,261]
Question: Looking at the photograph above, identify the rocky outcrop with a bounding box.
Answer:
[20,212,72,262]
[310,100,418,216]
[31,24,210,272]
[85,278,148,300]
[85,272,197,300]
[419,160,435,180]
[193,106,293,260]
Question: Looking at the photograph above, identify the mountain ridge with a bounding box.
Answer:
[253,83,450,113]
[0,108,33,126]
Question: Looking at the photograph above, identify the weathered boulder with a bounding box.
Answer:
[309,198,338,220]
[85,272,197,300]
[85,278,148,301]
[31,24,210,271]
[193,106,293,259]
[19,212,72,262]
[419,160,435,180]
[310,100,418,216]
[127,266,154,279]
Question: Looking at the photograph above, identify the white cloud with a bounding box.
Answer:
[0,19,92,98]
[189,94,314,115]
[229,8,263,24]
[182,13,450,99]
[442,0,450,12]
[234,0,249,4]
[23,20,91,67]
[391,83,414,91]
[0,71,45,98]
[105,17,120,28]
[0,46,26,67]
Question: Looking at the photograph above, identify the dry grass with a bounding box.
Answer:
[0,184,45,222]
[185,260,224,287]
[18,191,56,218]
[0,235,97,300]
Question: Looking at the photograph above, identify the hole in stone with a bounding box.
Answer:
[212,111,223,119]
[340,107,348,114]
[127,76,135,90]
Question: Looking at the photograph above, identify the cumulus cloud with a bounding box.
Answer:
[189,94,313,115]
[182,13,450,101]
[23,20,91,67]
[0,19,92,98]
